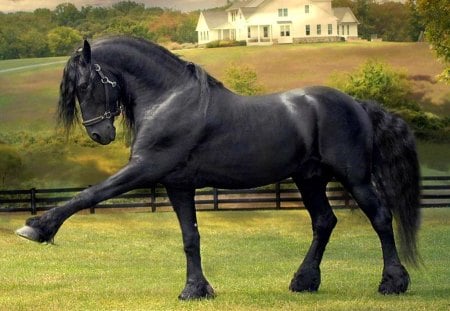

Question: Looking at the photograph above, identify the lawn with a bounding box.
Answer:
[0,209,449,310]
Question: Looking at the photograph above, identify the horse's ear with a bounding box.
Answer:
[187,62,198,79]
[82,40,91,64]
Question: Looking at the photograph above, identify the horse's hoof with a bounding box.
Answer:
[378,264,410,294]
[289,267,321,292]
[178,282,215,300]
[15,225,51,244]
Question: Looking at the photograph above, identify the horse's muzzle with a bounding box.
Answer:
[87,124,116,145]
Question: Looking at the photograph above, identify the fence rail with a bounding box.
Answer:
[1,177,449,214]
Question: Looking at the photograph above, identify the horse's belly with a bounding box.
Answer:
[192,140,304,189]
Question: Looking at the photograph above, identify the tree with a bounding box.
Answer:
[54,3,82,27]
[112,1,145,15]
[370,2,411,42]
[354,0,375,40]
[405,0,424,42]
[416,0,450,82]
[19,29,49,57]
[47,26,82,56]
[175,13,198,43]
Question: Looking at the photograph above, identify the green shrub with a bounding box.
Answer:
[206,40,247,48]
[393,109,450,142]
[331,60,420,111]
[224,63,264,96]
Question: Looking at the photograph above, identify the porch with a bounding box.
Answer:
[246,25,273,46]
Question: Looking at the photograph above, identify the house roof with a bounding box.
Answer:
[333,7,360,24]
[201,11,230,29]
[241,7,258,17]
[226,0,266,11]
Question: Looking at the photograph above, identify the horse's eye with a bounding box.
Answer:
[79,83,89,91]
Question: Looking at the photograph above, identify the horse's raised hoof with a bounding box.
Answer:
[178,280,215,300]
[378,264,410,295]
[16,225,44,242]
[289,266,321,292]
[15,224,54,244]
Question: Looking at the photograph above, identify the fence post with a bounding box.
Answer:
[213,188,219,210]
[275,182,281,209]
[344,189,351,209]
[30,188,37,215]
[151,185,157,212]
[88,185,96,214]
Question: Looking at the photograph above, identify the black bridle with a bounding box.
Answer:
[82,64,122,127]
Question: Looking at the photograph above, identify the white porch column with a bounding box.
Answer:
[257,25,261,43]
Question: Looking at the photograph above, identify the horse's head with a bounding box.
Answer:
[58,40,121,145]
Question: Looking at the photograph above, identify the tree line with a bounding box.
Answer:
[0,0,435,60]
[0,1,199,59]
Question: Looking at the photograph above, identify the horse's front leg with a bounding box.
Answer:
[16,162,147,243]
[166,187,215,300]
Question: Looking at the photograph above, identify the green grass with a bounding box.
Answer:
[0,209,449,310]
[0,57,66,72]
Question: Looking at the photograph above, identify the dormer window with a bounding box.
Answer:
[278,8,288,17]
[231,11,237,21]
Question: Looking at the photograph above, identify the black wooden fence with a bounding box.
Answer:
[1,177,449,215]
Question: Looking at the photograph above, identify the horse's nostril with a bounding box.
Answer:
[91,133,100,141]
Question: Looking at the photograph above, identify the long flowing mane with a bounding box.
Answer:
[57,53,80,132]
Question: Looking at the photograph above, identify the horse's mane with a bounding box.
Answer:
[57,36,222,136]
[57,53,80,134]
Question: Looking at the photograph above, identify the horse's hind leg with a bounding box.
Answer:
[348,182,410,294]
[289,176,337,292]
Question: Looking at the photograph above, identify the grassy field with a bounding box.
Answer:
[0,41,449,189]
[0,209,449,310]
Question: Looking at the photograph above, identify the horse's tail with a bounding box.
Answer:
[359,100,421,266]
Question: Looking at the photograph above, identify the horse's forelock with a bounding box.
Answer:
[57,55,79,133]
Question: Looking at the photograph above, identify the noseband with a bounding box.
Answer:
[82,64,122,127]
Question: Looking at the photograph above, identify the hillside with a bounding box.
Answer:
[0,42,449,189]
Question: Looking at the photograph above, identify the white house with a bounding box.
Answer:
[196,0,359,46]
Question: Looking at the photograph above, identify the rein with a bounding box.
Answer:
[82,64,122,127]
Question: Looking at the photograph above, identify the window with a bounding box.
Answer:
[231,11,236,21]
[305,5,310,14]
[263,26,269,38]
[305,25,310,36]
[280,25,290,37]
[317,24,321,35]
[278,8,288,17]
[328,24,333,35]
[347,25,350,35]
[248,27,251,38]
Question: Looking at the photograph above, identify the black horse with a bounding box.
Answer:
[16,37,421,300]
